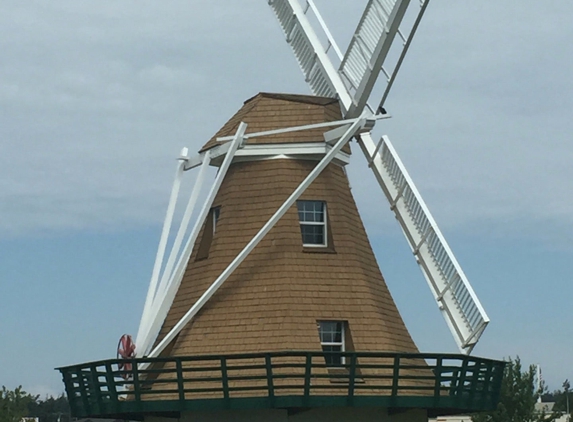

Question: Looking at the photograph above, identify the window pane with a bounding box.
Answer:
[297,201,324,222]
[212,207,221,234]
[301,225,324,245]
[322,345,343,366]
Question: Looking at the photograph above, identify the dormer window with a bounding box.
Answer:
[317,321,345,366]
[195,206,220,261]
[212,206,221,234]
[297,201,327,247]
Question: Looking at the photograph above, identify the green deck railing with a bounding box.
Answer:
[57,351,505,419]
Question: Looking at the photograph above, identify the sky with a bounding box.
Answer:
[0,0,572,398]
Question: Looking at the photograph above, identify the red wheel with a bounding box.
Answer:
[117,334,136,380]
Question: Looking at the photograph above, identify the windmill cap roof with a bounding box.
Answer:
[200,92,346,152]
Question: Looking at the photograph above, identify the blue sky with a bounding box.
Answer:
[1,0,572,397]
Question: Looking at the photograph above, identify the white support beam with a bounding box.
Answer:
[135,152,186,346]
[152,153,211,310]
[215,117,359,142]
[181,153,204,171]
[137,123,247,357]
[147,114,369,359]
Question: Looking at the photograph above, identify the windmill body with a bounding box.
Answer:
[58,2,505,422]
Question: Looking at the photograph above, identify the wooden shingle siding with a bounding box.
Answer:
[156,157,419,356]
[148,93,426,397]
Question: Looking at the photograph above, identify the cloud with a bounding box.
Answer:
[0,0,571,248]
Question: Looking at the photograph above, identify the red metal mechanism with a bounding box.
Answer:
[116,334,136,380]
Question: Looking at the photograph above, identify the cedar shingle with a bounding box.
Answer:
[145,94,431,398]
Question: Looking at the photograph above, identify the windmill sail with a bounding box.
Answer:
[268,0,490,353]
[358,133,489,353]
[268,0,353,108]
[340,0,430,116]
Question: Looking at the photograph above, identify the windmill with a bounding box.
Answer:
[57,1,505,421]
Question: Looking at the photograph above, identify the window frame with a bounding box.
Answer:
[317,321,345,367]
[212,206,221,234]
[297,200,328,248]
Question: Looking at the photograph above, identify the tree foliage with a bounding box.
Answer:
[26,395,70,422]
[472,357,558,422]
[0,386,36,422]
[550,380,572,415]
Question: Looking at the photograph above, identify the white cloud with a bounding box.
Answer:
[0,0,571,248]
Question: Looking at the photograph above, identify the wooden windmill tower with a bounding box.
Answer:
[58,1,506,422]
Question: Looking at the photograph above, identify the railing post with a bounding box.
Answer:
[175,358,185,405]
[433,356,443,407]
[90,365,104,415]
[347,353,357,407]
[468,358,482,408]
[455,356,470,408]
[265,354,275,407]
[303,353,312,407]
[104,362,119,414]
[132,359,142,410]
[76,369,91,416]
[391,355,401,407]
[221,357,230,408]
[61,369,80,417]
[480,359,494,408]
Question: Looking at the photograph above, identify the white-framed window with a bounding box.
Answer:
[212,206,221,234]
[297,200,327,247]
[317,321,345,366]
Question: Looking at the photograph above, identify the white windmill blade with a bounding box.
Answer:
[268,0,353,109]
[269,0,490,353]
[340,0,430,117]
[358,132,490,354]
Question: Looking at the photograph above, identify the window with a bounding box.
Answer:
[297,201,327,247]
[195,206,220,261]
[212,206,221,234]
[317,321,345,366]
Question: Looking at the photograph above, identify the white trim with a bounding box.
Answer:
[215,118,359,142]
[318,321,346,366]
[298,200,328,247]
[207,143,351,167]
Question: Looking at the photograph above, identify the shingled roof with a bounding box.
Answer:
[200,92,349,152]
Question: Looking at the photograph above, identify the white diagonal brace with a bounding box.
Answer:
[136,152,187,346]
[153,153,212,307]
[215,118,359,142]
[147,114,369,359]
[137,123,247,357]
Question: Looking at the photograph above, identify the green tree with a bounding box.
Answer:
[472,357,557,422]
[552,380,571,416]
[0,386,37,422]
[26,395,70,422]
